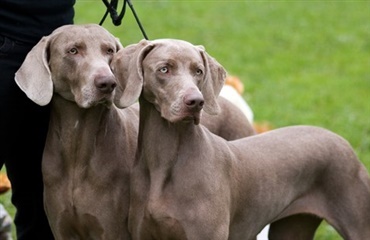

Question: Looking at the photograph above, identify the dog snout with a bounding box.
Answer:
[183,92,204,111]
[94,75,117,94]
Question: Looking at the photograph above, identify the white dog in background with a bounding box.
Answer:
[220,75,254,124]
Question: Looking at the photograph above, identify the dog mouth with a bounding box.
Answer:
[77,95,113,108]
[182,112,201,125]
[95,92,116,106]
[95,98,113,107]
[168,111,201,125]
[76,85,115,108]
[162,100,202,125]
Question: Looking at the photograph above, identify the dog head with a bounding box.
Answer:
[15,24,122,108]
[112,39,226,124]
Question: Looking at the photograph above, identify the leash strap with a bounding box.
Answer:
[100,0,149,40]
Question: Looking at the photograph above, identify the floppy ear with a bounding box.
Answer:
[115,37,124,52]
[199,48,226,115]
[15,36,53,106]
[113,39,155,108]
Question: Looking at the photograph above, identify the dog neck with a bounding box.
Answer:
[50,94,112,137]
[138,96,206,174]
[46,94,117,167]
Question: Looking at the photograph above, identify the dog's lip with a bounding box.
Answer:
[89,95,114,107]
[97,97,113,105]
[97,99,112,106]
[179,112,201,125]
[166,105,202,125]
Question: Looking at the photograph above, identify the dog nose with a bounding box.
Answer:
[184,92,204,111]
[94,76,117,94]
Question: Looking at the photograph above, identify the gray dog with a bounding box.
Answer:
[15,24,137,239]
[111,38,370,240]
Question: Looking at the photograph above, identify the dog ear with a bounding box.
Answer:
[15,36,53,106]
[113,39,155,108]
[114,37,124,52]
[199,48,226,115]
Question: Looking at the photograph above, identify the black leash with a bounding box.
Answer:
[100,0,149,40]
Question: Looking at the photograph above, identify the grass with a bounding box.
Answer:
[1,1,369,239]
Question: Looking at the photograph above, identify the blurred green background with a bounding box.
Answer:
[1,1,369,239]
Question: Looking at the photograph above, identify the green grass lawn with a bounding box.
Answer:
[1,1,369,239]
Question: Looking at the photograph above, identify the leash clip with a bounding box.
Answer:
[100,0,148,40]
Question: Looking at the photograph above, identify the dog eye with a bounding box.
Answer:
[107,48,114,54]
[68,48,78,55]
[195,69,203,75]
[159,67,169,73]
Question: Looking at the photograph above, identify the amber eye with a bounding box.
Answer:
[195,69,203,76]
[68,48,78,54]
[159,67,168,73]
